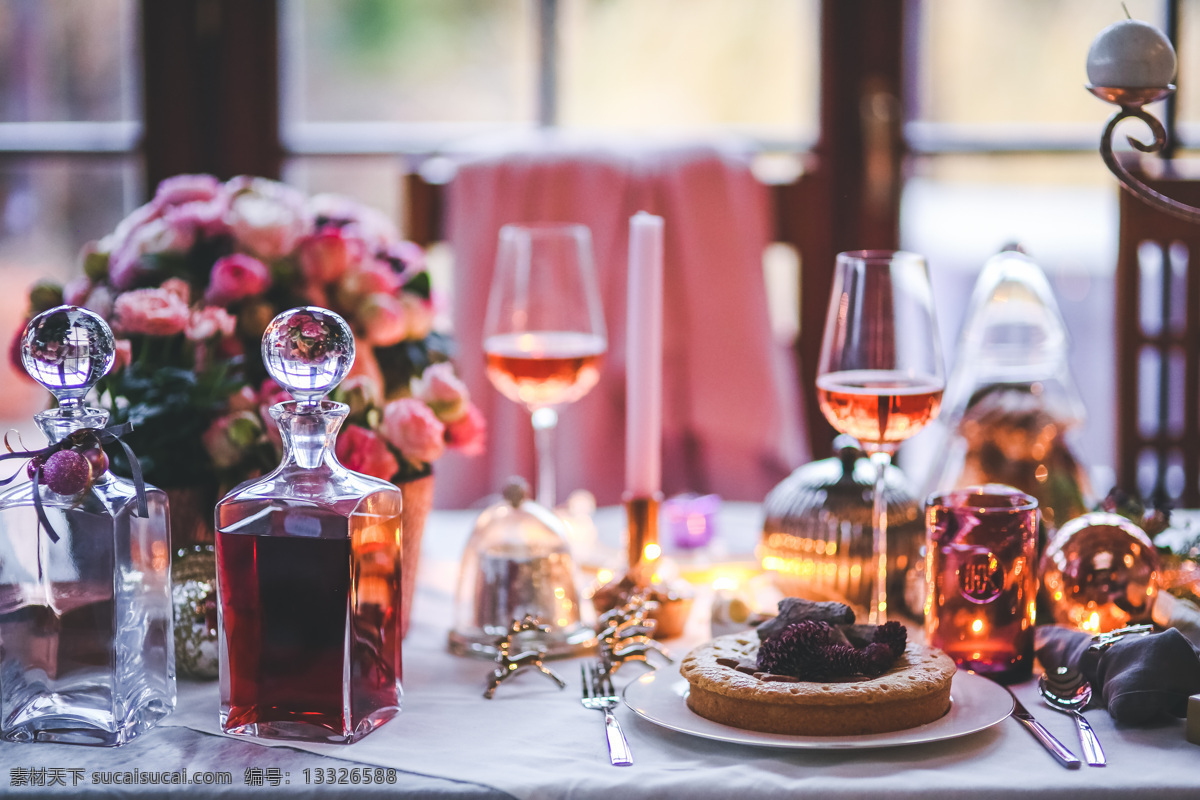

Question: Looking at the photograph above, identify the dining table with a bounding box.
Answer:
[2,502,1196,799]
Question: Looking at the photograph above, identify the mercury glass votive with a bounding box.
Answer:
[925,485,1039,684]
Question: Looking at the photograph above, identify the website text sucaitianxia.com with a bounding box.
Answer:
[9,766,400,788]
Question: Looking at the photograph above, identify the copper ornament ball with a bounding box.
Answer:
[1039,511,1160,633]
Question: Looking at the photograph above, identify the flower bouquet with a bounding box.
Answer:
[18,174,485,670]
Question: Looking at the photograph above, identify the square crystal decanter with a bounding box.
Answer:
[0,306,175,745]
[216,307,404,744]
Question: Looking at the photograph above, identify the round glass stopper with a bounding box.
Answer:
[261,307,355,407]
[21,305,115,410]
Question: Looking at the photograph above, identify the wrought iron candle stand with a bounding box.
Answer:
[1089,83,1200,223]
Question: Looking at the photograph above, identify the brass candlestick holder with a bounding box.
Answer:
[591,494,694,639]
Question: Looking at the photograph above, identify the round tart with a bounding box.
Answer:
[680,633,956,736]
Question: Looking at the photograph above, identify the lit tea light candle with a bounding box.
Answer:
[1086,18,1177,88]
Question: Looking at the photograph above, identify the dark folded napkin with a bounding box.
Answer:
[1035,625,1200,725]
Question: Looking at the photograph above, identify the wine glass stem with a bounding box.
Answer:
[869,450,891,624]
[531,406,559,508]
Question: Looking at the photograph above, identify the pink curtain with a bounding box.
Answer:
[434,136,807,509]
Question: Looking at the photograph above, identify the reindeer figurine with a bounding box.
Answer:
[597,594,675,678]
[483,615,568,699]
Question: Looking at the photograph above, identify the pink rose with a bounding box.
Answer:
[335,260,402,307]
[358,293,407,347]
[161,277,191,305]
[380,398,445,465]
[257,378,291,408]
[385,240,426,278]
[411,362,469,422]
[113,288,189,336]
[334,424,400,481]
[226,385,259,413]
[82,285,113,319]
[225,176,311,259]
[163,197,230,239]
[445,403,487,457]
[299,229,364,285]
[186,305,237,341]
[307,193,399,252]
[112,339,133,372]
[335,375,382,418]
[109,217,195,290]
[401,293,435,340]
[205,254,270,306]
[202,411,262,469]
[154,174,223,207]
[63,277,92,307]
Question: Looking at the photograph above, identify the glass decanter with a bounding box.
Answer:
[216,307,403,744]
[0,306,175,746]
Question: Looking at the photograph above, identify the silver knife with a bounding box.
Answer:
[1007,688,1082,769]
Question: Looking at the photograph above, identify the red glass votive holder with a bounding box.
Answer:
[925,485,1039,684]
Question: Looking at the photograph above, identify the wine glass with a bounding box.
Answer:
[816,250,945,623]
[483,223,607,508]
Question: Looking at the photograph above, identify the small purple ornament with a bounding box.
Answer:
[42,450,91,495]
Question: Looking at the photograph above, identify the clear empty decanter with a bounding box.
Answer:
[0,306,175,746]
[216,307,403,744]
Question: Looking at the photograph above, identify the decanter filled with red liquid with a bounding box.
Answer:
[216,307,403,744]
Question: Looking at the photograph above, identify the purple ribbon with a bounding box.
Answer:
[0,421,148,543]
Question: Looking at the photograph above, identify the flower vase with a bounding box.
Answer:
[399,474,435,639]
[167,485,220,680]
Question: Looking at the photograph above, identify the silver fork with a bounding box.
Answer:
[580,662,633,766]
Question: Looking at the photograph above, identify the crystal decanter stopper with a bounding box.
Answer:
[0,306,176,746]
[216,307,404,744]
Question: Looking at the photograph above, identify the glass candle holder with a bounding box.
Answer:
[925,485,1039,684]
[664,493,719,550]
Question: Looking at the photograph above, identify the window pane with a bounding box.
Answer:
[282,0,536,124]
[0,0,139,123]
[915,0,1166,127]
[0,156,140,427]
[559,0,817,139]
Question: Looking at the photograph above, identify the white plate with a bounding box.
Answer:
[622,669,1013,749]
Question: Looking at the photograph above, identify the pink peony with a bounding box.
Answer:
[445,403,487,457]
[299,229,363,285]
[205,254,270,306]
[380,397,445,465]
[334,424,400,481]
[225,176,311,259]
[113,288,189,336]
[411,362,469,422]
[358,293,407,347]
[112,339,133,372]
[186,305,237,341]
[154,174,223,207]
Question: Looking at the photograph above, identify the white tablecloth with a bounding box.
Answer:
[3,505,1197,799]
